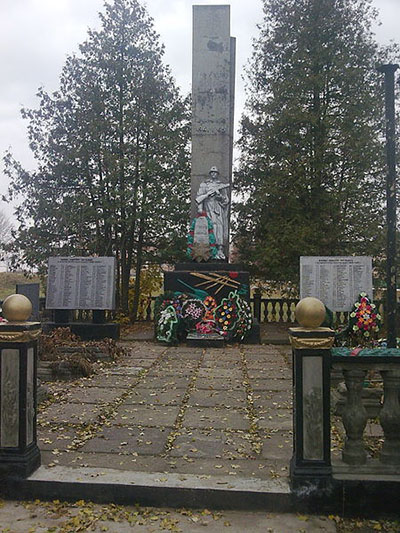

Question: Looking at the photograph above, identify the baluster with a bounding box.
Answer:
[379,370,400,465]
[275,301,281,322]
[290,301,296,322]
[260,299,265,323]
[282,302,288,322]
[146,298,152,321]
[262,300,267,322]
[266,301,273,322]
[341,369,368,465]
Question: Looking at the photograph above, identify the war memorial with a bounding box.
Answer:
[0,4,399,526]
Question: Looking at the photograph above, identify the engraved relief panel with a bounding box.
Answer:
[1,349,20,447]
[302,356,324,460]
[26,348,34,445]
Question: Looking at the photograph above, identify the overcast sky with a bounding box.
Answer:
[1,0,399,219]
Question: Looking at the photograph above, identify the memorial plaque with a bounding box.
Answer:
[300,256,373,312]
[16,283,40,321]
[193,216,210,244]
[46,257,116,310]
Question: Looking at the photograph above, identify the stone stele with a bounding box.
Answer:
[191,5,235,258]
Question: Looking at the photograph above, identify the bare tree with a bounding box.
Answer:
[0,210,13,269]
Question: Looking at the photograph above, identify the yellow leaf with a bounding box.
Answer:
[297,514,309,521]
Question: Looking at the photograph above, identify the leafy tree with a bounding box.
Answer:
[3,0,190,317]
[234,0,398,284]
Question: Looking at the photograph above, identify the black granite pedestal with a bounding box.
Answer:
[164,262,250,302]
[43,322,120,341]
[164,262,260,344]
[0,323,41,478]
[44,310,120,340]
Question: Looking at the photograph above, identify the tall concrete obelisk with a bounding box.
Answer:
[191,5,236,260]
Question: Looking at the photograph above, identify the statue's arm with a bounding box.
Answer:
[218,185,230,206]
[196,183,209,205]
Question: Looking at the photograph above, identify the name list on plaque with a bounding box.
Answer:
[300,256,373,312]
[46,257,116,310]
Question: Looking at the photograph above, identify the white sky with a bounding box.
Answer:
[0,0,399,220]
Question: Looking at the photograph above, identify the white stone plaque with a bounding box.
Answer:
[193,216,210,244]
[300,256,373,312]
[46,257,116,310]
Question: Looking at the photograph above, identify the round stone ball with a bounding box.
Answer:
[295,297,326,329]
[2,294,32,322]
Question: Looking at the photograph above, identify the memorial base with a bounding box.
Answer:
[163,262,260,345]
[0,322,41,479]
[43,322,120,341]
[164,263,250,302]
[186,332,225,348]
[244,318,261,345]
[0,444,41,479]
[290,456,333,493]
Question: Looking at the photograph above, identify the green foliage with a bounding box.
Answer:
[234,0,399,284]
[128,263,162,319]
[3,0,190,308]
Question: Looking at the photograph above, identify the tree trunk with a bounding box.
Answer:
[131,216,145,322]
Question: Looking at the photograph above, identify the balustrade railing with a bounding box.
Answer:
[4,296,387,326]
[331,348,400,474]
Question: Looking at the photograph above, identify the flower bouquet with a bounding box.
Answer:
[348,293,382,347]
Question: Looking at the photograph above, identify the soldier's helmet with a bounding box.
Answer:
[209,166,219,175]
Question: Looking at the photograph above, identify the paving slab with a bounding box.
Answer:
[183,406,249,430]
[197,368,243,379]
[260,430,293,460]
[194,377,244,390]
[66,386,127,404]
[84,374,142,388]
[112,404,180,427]
[253,391,293,410]
[145,365,198,377]
[250,378,292,391]
[202,354,241,363]
[107,366,145,375]
[121,358,157,368]
[37,427,78,450]
[40,449,171,471]
[188,388,247,408]
[79,426,170,455]
[159,456,289,479]
[38,402,103,425]
[201,359,243,369]
[168,428,256,459]
[125,387,186,405]
[256,408,292,430]
[139,375,191,389]
[248,367,291,379]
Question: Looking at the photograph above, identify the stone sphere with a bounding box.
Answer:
[295,297,326,329]
[2,294,32,322]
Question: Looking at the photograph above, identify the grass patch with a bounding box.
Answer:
[0,271,42,300]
